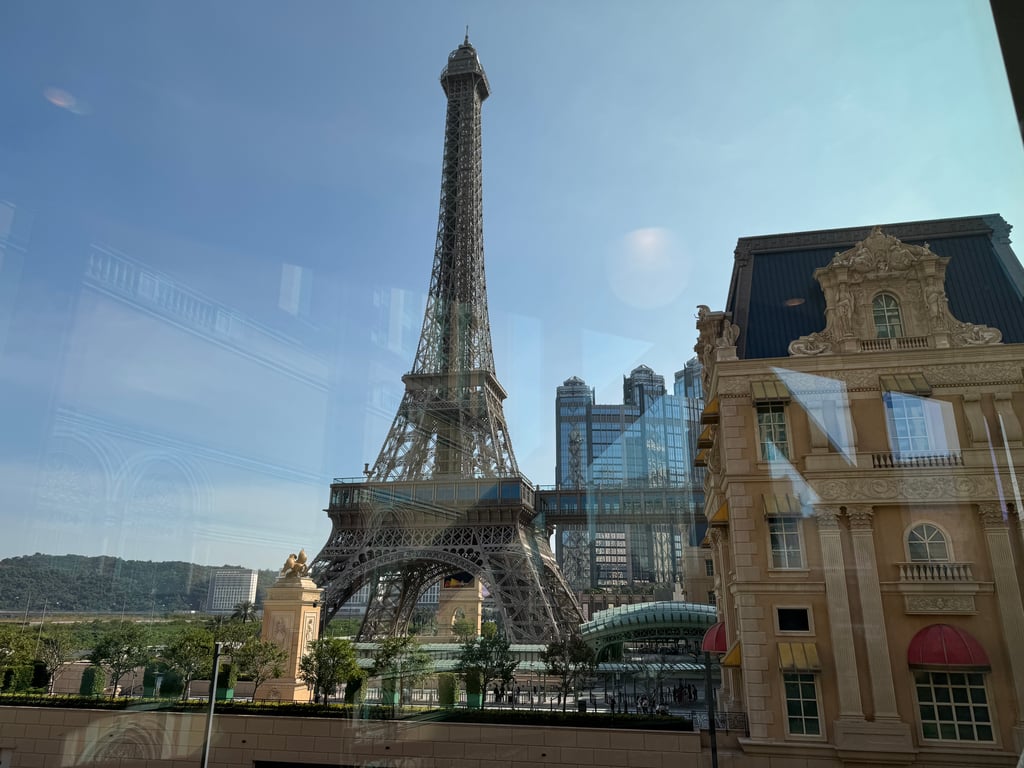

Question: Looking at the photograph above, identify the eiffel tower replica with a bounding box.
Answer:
[312,36,583,643]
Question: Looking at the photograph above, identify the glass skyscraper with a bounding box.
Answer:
[555,365,686,489]
[550,365,693,599]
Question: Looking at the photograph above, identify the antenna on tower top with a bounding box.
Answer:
[464,25,469,45]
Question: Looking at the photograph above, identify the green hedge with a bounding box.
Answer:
[0,695,692,730]
[427,708,694,731]
[78,667,106,698]
[437,673,456,709]
[2,665,35,693]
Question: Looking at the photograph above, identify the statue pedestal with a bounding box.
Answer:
[260,575,322,701]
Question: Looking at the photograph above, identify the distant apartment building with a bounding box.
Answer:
[206,568,258,614]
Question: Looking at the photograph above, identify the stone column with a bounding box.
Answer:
[815,506,864,721]
[978,502,1024,750]
[261,572,323,702]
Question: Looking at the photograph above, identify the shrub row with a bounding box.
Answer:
[0,694,693,730]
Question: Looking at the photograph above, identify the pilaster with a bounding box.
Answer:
[844,506,900,719]
[977,502,1024,741]
[814,506,864,722]
[844,507,914,750]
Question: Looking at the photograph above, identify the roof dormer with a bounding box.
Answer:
[789,227,1002,356]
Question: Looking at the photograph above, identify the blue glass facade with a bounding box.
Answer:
[555,365,687,489]
[552,366,693,596]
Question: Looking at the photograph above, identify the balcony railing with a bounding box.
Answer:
[871,451,963,469]
[898,561,974,583]
[859,336,930,352]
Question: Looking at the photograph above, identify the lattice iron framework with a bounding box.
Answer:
[312,38,583,643]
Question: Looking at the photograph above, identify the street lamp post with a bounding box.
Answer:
[200,642,223,768]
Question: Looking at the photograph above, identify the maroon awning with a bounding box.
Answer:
[907,624,990,669]
[702,621,727,653]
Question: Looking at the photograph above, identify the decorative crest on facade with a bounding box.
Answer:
[789,227,1002,356]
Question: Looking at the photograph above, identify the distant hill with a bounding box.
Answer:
[0,554,278,614]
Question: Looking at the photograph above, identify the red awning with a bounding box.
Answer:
[702,621,727,653]
[907,624,991,669]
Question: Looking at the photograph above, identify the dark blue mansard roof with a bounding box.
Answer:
[724,214,1024,360]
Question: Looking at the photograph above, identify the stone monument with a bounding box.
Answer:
[260,549,323,701]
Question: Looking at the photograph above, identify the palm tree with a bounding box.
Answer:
[231,601,257,624]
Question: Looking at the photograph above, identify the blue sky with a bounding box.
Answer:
[0,1,1020,570]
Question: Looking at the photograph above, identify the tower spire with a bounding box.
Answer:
[464,25,469,45]
[371,36,510,481]
[312,41,582,645]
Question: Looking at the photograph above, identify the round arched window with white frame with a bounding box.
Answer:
[906,522,951,563]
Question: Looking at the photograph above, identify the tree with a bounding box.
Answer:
[233,637,287,700]
[231,601,258,624]
[90,623,150,698]
[0,625,31,672]
[298,637,362,704]
[451,617,476,643]
[455,621,518,709]
[206,615,257,646]
[161,627,214,700]
[37,625,77,694]
[541,633,596,712]
[370,636,434,709]
[408,607,438,636]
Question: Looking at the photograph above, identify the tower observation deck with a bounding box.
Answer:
[312,38,583,643]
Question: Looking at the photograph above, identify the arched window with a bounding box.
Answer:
[872,293,904,338]
[907,523,950,562]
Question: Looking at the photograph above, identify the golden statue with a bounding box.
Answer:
[280,548,309,578]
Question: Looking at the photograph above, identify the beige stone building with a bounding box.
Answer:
[695,214,1024,765]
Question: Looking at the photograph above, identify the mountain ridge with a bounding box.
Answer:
[0,553,278,613]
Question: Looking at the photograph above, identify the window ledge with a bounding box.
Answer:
[767,568,811,578]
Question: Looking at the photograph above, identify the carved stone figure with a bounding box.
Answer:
[951,322,1002,346]
[716,321,740,348]
[789,332,833,356]
[281,548,310,578]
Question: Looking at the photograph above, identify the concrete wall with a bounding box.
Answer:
[0,705,704,768]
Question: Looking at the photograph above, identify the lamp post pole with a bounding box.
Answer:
[200,642,223,768]
[704,649,718,768]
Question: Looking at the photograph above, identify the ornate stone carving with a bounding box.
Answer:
[816,475,1007,503]
[844,506,874,530]
[716,377,749,396]
[717,321,740,348]
[904,594,976,614]
[950,322,1002,346]
[789,331,834,357]
[977,502,1008,528]
[789,227,1003,357]
[924,362,1022,386]
[827,369,882,389]
[815,506,842,531]
[696,306,741,392]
